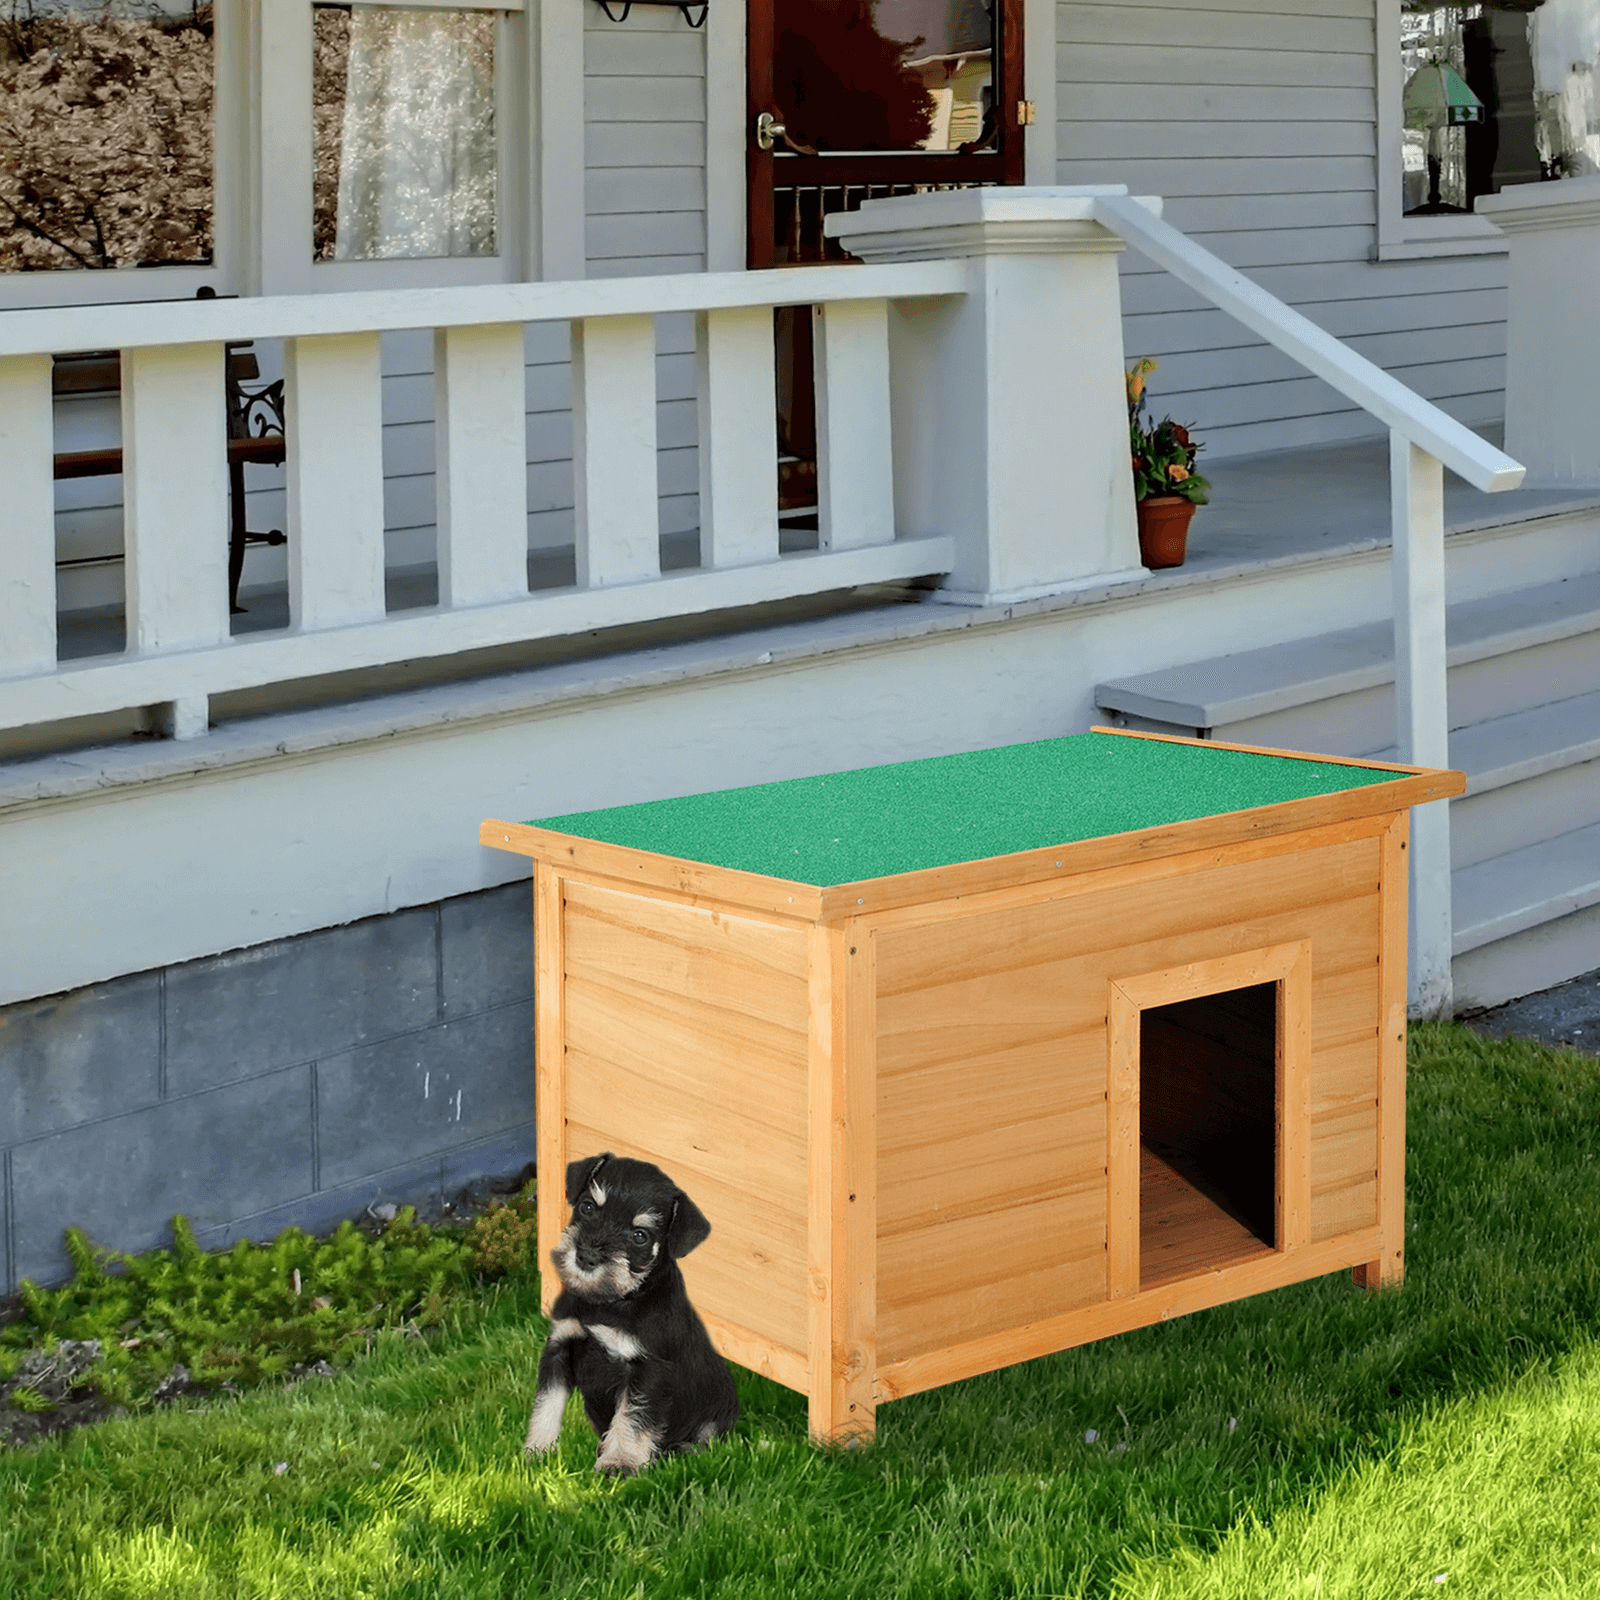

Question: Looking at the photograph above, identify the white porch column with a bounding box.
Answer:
[827,187,1146,606]
[1477,174,1600,481]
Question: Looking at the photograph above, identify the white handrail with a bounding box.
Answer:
[0,260,967,357]
[1089,191,1525,495]
[1082,185,1516,1017]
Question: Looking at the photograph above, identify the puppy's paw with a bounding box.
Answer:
[523,1384,569,1455]
[594,1416,657,1474]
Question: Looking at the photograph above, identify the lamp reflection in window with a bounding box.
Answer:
[1401,0,1600,217]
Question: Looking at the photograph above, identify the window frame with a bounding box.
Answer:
[1375,0,1511,260]
[0,0,550,309]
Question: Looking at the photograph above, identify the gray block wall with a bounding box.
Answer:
[0,883,537,1295]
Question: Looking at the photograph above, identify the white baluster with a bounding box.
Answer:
[0,353,56,676]
[1391,432,1453,1018]
[123,343,229,739]
[434,323,530,607]
[696,305,778,568]
[813,298,893,552]
[570,314,659,588]
[123,343,230,654]
[285,332,387,630]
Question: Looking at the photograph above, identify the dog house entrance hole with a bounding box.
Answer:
[1139,980,1277,1290]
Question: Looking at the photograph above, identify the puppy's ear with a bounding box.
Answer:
[665,1191,711,1258]
[565,1152,612,1205]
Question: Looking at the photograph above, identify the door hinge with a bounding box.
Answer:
[1016,100,1036,127]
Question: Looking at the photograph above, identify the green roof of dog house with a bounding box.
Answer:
[525,731,1410,888]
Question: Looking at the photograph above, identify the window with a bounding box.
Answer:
[0,0,528,305]
[0,0,215,274]
[1380,0,1600,256]
[313,5,498,263]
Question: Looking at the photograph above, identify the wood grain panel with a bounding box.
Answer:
[535,866,566,1318]
[1365,813,1411,1287]
[879,1179,1109,1364]
[878,1107,1107,1235]
[1310,1174,1379,1244]
[563,972,807,1140]
[564,1121,808,1350]
[877,968,1103,1073]
[565,1047,806,1197]
[565,878,809,1032]
[1309,1101,1379,1204]
[878,1228,1383,1401]
[1311,964,1383,1053]
[1309,1035,1380,1118]
[877,1032,1107,1145]
[878,1248,1109,1365]
[876,836,1381,995]
[566,878,809,972]
[877,895,1377,1082]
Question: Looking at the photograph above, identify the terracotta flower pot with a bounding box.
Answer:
[1136,494,1197,569]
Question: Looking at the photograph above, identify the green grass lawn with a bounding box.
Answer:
[4,1021,1600,1600]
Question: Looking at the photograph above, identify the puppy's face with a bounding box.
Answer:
[551,1153,710,1303]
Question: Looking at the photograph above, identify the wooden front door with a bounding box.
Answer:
[747,0,1026,510]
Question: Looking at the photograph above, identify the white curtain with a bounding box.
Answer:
[334,6,497,262]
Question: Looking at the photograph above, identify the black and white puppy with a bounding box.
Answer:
[524,1152,739,1472]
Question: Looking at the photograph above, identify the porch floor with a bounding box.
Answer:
[53,431,1600,664]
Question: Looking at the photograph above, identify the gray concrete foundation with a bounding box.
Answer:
[0,882,536,1294]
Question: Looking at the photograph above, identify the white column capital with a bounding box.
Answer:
[830,187,1150,605]
[827,186,1161,263]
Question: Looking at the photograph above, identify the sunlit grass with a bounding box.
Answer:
[3,1021,1599,1598]
[1113,1345,1600,1599]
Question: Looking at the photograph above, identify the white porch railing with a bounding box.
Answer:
[0,264,973,741]
[1091,191,1525,1018]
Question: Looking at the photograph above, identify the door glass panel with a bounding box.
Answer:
[0,0,214,273]
[773,0,994,153]
[1401,0,1600,216]
[313,4,496,261]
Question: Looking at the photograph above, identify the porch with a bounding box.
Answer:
[3,187,1596,1029]
[16,425,1600,1023]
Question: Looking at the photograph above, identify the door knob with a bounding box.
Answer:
[756,111,785,152]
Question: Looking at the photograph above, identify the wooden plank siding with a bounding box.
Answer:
[559,878,813,1357]
[1057,0,1509,457]
[872,824,1385,1363]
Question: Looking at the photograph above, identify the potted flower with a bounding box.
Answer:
[1127,358,1210,569]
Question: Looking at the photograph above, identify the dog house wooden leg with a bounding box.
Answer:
[534,863,569,1319]
[1357,814,1411,1293]
[806,922,877,1445]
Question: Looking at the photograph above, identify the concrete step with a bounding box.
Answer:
[1094,571,1600,756]
[1359,687,1600,870]
[1094,571,1600,1011]
[1454,819,1600,957]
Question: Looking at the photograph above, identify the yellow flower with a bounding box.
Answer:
[1125,357,1158,405]
[1168,464,1189,482]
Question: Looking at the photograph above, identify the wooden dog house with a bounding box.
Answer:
[484,729,1464,1443]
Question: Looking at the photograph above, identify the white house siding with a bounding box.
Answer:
[1057,0,1510,458]
[585,9,708,544]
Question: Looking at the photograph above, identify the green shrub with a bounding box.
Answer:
[466,1181,539,1278]
[1,1209,475,1410]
